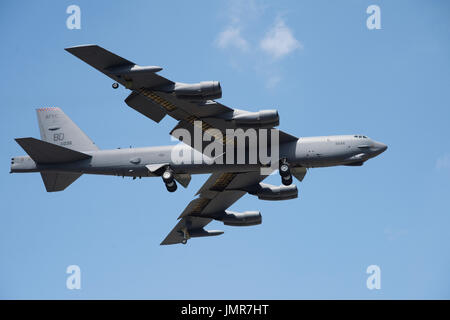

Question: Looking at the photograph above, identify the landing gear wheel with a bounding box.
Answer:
[279,158,291,176]
[165,180,177,192]
[162,170,174,184]
[181,228,189,245]
[282,175,293,186]
[279,159,292,185]
[112,82,119,89]
[279,163,290,177]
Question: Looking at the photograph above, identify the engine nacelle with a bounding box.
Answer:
[172,81,222,100]
[232,110,279,127]
[107,65,163,76]
[189,229,224,238]
[255,183,298,201]
[220,210,262,227]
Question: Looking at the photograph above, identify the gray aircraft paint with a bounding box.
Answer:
[10,45,388,244]
[10,113,387,245]
[11,130,387,175]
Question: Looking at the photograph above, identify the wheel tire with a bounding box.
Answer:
[112,82,119,89]
[166,181,177,192]
[181,239,187,245]
[282,175,293,186]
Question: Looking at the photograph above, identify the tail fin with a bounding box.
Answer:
[36,107,99,152]
[15,137,91,192]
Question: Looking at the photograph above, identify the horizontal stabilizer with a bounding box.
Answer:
[40,172,82,192]
[15,137,91,164]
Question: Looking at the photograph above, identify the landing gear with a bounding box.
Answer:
[165,180,177,192]
[279,159,293,186]
[279,163,290,176]
[112,82,119,89]
[162,170,173,183]
[162,169,177,192]
[181,228,189,245]
[281,175,293,186]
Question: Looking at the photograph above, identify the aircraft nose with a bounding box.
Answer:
[373,141,388,153]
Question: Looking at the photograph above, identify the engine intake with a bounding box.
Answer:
[219,210,262,227]
[255,183,298,201]
[172,81,222,100]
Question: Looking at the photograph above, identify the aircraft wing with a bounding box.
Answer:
[160,170,272,245]
[65,45,173,89]
[65,45,298,153]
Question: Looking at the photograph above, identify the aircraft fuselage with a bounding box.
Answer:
[11,134,387,176]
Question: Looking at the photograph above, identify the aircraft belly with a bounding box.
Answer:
[171,163,262,175]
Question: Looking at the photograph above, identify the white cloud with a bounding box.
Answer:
[215,27,249,52]
[260,18,302,59]
[213,3,302,88]
[214,0,263,53]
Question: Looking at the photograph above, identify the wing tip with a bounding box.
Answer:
[160,239,179,246]
[64,44,98,52]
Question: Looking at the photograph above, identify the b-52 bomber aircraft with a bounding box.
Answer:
[11,45,387,245]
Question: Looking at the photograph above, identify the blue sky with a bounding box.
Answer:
[1,0,450,299]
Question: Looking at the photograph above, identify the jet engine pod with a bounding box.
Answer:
[256,183,298,201]
[232,110,279,127]
[172,81,222,100]
[107,65,164,76]
[189,229,224,238]
[220,210,262,227]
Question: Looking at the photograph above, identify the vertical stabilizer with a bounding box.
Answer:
[36,107,99,152]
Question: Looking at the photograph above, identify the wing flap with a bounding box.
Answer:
[125,91,167,123]
[156,92,232,118]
